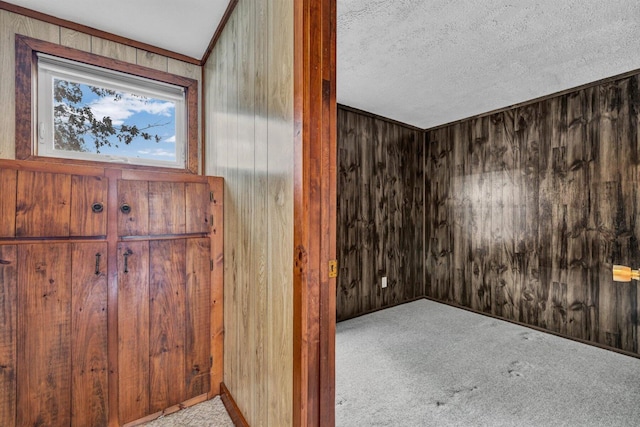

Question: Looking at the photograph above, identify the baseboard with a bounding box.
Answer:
[220,382,250,427]
[421,296,640,360]
[337,296,425,323]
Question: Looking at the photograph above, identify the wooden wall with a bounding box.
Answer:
[337,107,424,321]
[425,74,640,354]
[0,9,202,167]
[203,0,294,425]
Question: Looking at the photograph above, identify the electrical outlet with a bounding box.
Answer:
[381,276,387,288]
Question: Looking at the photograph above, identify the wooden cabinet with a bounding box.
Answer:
[0,160,224,427]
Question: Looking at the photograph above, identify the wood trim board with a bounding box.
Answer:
[220,382,249,427]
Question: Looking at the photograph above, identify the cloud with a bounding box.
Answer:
[89,93,175,126]
[137,148,175,158]
[164,135,176,143]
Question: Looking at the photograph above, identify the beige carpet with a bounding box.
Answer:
[142,396,234,427]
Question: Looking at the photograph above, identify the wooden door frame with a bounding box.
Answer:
[293,0,337,426]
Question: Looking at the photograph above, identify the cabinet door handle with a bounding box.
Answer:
[95,253,101,275]
[123,249,133,273]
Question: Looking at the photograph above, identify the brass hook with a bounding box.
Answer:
[612,265,640,282]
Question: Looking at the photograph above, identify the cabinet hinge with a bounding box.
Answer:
[210,259,214,271]
[210,214,214,226]
[210,355,213,366]
[210,191,214,202]
[329,259,338,278]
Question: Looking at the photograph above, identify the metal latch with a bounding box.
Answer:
[329,260,338,278]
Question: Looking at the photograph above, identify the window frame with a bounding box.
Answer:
[15,35,199,173]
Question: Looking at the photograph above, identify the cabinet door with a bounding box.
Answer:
[149,182,186,235]
[16,171,71,237]
[0,170,16,237]
[16,243,108,427]
[118,181,149,236]
[71,242,108,427]
[70,176,108,237]
[17,244,72,427]
[0,245,17,427]
[186,183,211,234]
[118,241,150,424]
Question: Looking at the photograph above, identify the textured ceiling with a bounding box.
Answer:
[4,0,229,60]
[6,1,640,129]
[338,0,640,129]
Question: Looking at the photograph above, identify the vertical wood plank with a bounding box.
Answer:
[0,245,17,427]
[209,177,225,397]
[186,182,212,234]
[136,49,168,72]
[16,170,71,237]
[118,240,149,424]
[117,180,149,236]
[185,238,211,398]
[149,181,186,235]
[0,169,17,237]
[17,243,71,427]
[60,28,91,51]
[71,242,108,427]
[70,175,108,237]
[149,240,186,412]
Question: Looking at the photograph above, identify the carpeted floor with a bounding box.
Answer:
[141,396,234,427]
[336,299,640,427]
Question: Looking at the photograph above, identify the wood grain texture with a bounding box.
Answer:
[208,177,224,397]
[15,170,71,237]
[149,181,186,235]
[149,240,187,412]
[0,245,17,427]
[118,240,150,424]
[118,180,149,236]
[60,27,91,51]
[185,237,211,398]
[0,169,16,237]
[424,73,640,355]
[136,49,168,72]
[336,107,425,320]
[70,174,108,236]
[202,0,295,424]
[91,37,136,63]
[17,243,72,427]
[71,242,108,427]
[185,182,211,233]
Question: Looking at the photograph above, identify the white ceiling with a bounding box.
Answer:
[4,0,229,60]
[6,1,640,129]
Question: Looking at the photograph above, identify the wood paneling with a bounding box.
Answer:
[117,240,150,424]
[70,175,108,237]
[17,243,72,427]
[185,182,211,233]
[185,237,211,398]
[149,181,186,235]
[203,0,295,424]
[118,180,149,236]
[16,170,71,237]
[0,245,17,427]
[424,74,640,355]
[149,240,187,412]
[71,242,108,427]
[336,107,424,320]
[0,169,16,237]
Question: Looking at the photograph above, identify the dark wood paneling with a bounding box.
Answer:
[17,243,72,427]
[0,245,17,427]
[336,107,424,320]
[424,74,640,355]
[71,242,108,427]
[185,182,211,233]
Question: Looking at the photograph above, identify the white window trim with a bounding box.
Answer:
[36,53,187,169]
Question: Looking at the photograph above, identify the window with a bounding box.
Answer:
[15,35,199,172]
